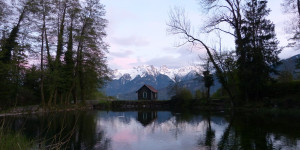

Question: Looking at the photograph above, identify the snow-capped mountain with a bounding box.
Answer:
[102,65,221,100]
[102,54,300,100]
[112,65,199,80]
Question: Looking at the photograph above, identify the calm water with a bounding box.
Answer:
[2,110,300,150]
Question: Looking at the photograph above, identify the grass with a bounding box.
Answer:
[96,99,112,109]
[0,103,93,117]
[0,130,32,150]
[0,120,33,150]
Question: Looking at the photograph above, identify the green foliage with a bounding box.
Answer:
[203,70,214,99]
[16,66,41,105]
[203,71,214,89]
[194,89,204,99]
[0,129,32,149]
[0,62,12,106]
[278,71,294,83]
[238,0,280,101]
[211,88,228,98]
[0,0,110,107]
[0,120,32,150]
[174,88,193,101]
[0,26,20,63]
[266,81,300,98]
[171,88,193,109]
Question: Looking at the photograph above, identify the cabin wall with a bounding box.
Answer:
[138,86,152,100]
[138,87,157,100]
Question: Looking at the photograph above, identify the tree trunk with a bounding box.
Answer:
[207,87,210,99]
[75,22,87,103]
[40,30,45,106]
[298,0,300,17]
[55,2,67,63]
[40,4,46,106]
[44,28,52,67]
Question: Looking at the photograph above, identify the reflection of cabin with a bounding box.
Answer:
[137,111,157,126]
[136,84,158,100]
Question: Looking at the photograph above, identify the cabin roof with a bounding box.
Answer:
[136,84,158,93]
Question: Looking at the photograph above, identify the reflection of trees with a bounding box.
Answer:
[217,113,295,150]
[198,112,216,150]
[5,111,112,150]
[217,116,237,150]
[204,114,215,150]
[137,111,157,126]
[73,112,111,150]
[228,114,275,150]
[195,112,300,150]
[3,111,300,150]
[171,111,198,139]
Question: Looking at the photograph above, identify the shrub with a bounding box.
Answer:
[171,88,193,109]
[194,90,204,99]
[265,81,300,97]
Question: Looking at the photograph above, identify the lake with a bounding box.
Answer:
[1,110,300,150]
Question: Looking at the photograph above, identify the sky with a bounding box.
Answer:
[102,0,299,70]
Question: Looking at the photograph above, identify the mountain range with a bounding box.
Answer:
[102,65,221,100]
[276,54,300,78]
[102,54,300,100]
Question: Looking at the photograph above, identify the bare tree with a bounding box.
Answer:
[200,0,247,101]
[168,74,182,97]
[282,0,300,48]
[167,8,234,106]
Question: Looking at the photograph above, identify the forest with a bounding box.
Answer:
[0,0,110,107]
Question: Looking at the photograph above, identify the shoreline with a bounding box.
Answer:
[0,104,93,117]
[1,102,300,117]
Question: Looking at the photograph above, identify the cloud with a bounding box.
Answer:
[144,55,198,68]
[112,129,138,143]
[112,36,149,47]
[144,46,201,68]
[109,50,133,58]
[110,57,139,69]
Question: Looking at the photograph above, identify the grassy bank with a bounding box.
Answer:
[0,128,32,149]
[0,104,93,117]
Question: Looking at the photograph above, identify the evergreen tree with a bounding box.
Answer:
[202,60,214,99]
[0,0,31,105]
[240,0,280,100]
[74,0,109,102]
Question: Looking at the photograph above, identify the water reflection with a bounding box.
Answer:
[1,111,300,150]
[137,111,157,126]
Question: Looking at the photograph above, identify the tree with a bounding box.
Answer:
[168,74,182,97]
[282,0,300,46]
[199,0,246,96]
[282,0,300,69]
[0,0,33,105]
[167,8,235,106]
[202,60,214,99]
[74,0,109,102]
[240,0,280,100]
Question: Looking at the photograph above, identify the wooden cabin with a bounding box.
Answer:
[136,84,158,100]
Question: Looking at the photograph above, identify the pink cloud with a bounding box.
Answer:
[112,36,149,47]
[112,129,138,143]
[111,57,138,69]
